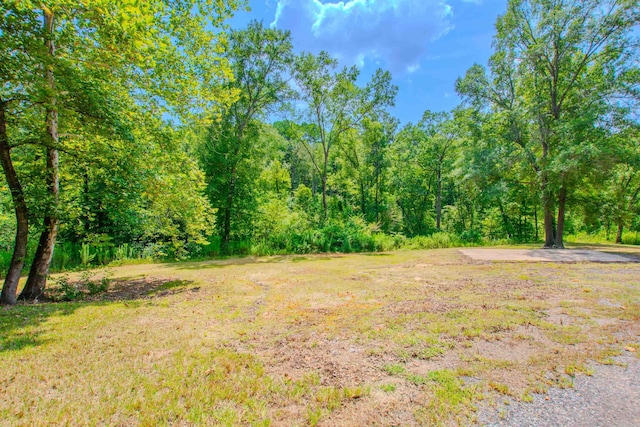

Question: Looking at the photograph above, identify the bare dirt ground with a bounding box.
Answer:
[2,246,640,426]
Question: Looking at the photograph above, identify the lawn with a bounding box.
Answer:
[1,247,639,426]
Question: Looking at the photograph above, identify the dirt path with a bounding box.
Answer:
[460,248,638,263]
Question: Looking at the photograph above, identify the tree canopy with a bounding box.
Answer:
[1,0,639,304]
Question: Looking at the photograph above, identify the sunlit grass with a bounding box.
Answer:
[1,247,639,425]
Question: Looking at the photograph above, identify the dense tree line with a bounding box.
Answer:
[1,0,639,304]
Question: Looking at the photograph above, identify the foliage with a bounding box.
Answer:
[47,271,111,302]
[2,0,640,290]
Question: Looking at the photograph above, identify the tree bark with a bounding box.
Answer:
[435,166,442,231]
[20,9,59,301]
[0,102,29,305]
[359,179,366,217]
[534,200,539,242]
[615,223,623,244]
[374,165,380,223]
[221,167,236,255]
[541,172,555,248]
[554,186,567,249]
[321,150,328,216]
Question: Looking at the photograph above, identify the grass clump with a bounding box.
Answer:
[414,369,481,426]
[384,364,406,376]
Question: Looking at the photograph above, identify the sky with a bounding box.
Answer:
[228,0,508,125]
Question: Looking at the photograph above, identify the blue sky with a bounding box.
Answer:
[229,0,508,124]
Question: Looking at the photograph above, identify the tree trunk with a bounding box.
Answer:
[21,210,58,301]
[541,172,555,248]
[615,223,623,244]
[374,167,380,223]
[321,151,328,216]
[321,174,327,214]
[20,9,59,301]
[534,200,539,242]
[0,102,29,305]
[554,186,567,249]
[435,167,442,231]
[360,180,366,217]
[221,167,236,255]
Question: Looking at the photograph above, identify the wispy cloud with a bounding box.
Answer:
[271,0,454,73]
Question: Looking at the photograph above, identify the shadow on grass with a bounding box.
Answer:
[0,277,197,353]
[0,303,80,352]
[100,277,197,300]
[567,242,640,261]
[360,252,393,257]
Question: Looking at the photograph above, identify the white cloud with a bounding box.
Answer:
[271,0,454,73]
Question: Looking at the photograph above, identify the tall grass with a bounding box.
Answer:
[565,230,640,245]
[2,226,638,279]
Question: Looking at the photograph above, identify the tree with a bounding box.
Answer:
[602,122,640,243]
[417,111,459,231]
[334,115,397,226]
[0,0,239,304]
[202,21,294,254]
[292,52,397,217]
[390,112,458,234]
[457,0,639,248]
[391,125,435,236]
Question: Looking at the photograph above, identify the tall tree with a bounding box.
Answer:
[603,121,640,243]
[202,21,294,255]
[292,52,397,216]
[21,7,60,300]
[1,0,239,304]
[418,111,459,231]
[457,0,639,248]
[334,117,396,225]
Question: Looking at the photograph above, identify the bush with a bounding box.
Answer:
[407,232,460,250]
[459,229,483,244]
[48,271,111,301]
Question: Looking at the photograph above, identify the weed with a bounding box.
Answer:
[407,373,429,385]
[488,381,511,396]
[414,369,481,426]
[49,274,84,301]
[384,364,406,376]
[306,407,323,426]
[48,271,111,301]
[380,383,397,393]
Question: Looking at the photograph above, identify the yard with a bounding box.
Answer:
[1,246,639,426]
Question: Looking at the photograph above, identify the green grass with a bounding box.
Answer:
[1,247,639,425]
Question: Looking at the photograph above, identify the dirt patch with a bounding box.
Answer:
[460,248,638,263]
[252,333,384,388]
[472,338,541,364]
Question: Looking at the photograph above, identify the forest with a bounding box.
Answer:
[1,0,639,304]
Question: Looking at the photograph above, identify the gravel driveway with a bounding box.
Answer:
[477,351,640,426]
[460,248,638,263]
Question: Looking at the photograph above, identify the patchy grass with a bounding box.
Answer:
[1,247,639,426]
